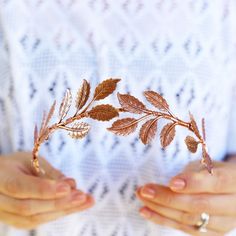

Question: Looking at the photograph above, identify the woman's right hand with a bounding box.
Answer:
[0,152,94,229]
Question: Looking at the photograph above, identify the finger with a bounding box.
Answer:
[0,172,71,199]
[36,157,77,189]
[139,207,222,236]
[29,195,94,226]
[169,161,236,194]
[0,196,94,230]
[138,193,236,233]
[39,158,65,180]
[0,190,88,216]
[138,184,236,216]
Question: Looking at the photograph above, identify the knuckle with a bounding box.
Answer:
[191,196,211,213]
[4,177,20,196]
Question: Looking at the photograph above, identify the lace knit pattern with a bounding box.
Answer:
[0,0,236,235]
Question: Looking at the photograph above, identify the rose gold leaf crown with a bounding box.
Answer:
[33,79,213,174]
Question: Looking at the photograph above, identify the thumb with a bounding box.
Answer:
[168,161,236,194]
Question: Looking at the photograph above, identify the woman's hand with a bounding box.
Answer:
[136,160,236,236]
[0,152,94,229]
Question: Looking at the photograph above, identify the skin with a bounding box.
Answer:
[136,157,236,236]
[1,152,235,234]
[0,152,94,229]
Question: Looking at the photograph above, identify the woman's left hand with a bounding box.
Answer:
[136,160,236,236]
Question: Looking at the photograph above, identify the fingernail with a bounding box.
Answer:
[56,183,70,196]
[59,174,66,179]
[63,178,77,189]
[71,192,87,205]
[135,186,141,194]
[140,208,152,219]
[141,187,156,199]
[170,178,186,190]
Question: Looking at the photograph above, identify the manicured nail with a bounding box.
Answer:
[140,208,152,219]
[71,192,87,205]
[135,186,141,194]
[63,178,77,189]
[141,187,156,199]
[170,178,186,190]
[59,174,66,179]
[56,183,70,196]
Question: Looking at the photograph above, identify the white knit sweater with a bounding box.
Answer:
[0,1,236,235]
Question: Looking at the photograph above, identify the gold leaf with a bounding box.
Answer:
[39,101,56,139]
[40,127,50,141]
[45,100,56,128]
[144,91,169,111]
[107,118,138,135]
[202,147,213,174]
[68,122,90,139]
[88,104,119,121]
[139,118,158,144]
[189,112,201,139]
[34,124,38,144]
[39,111,47,135]
[160,122,176,148]
[184,136,199,153]
[59,89,72,121]
[75,79,90,110]
[202,118,206,141]
[94,78,120,100]
[117,93,146,114]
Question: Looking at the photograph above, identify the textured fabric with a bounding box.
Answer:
[0,0,236,235]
